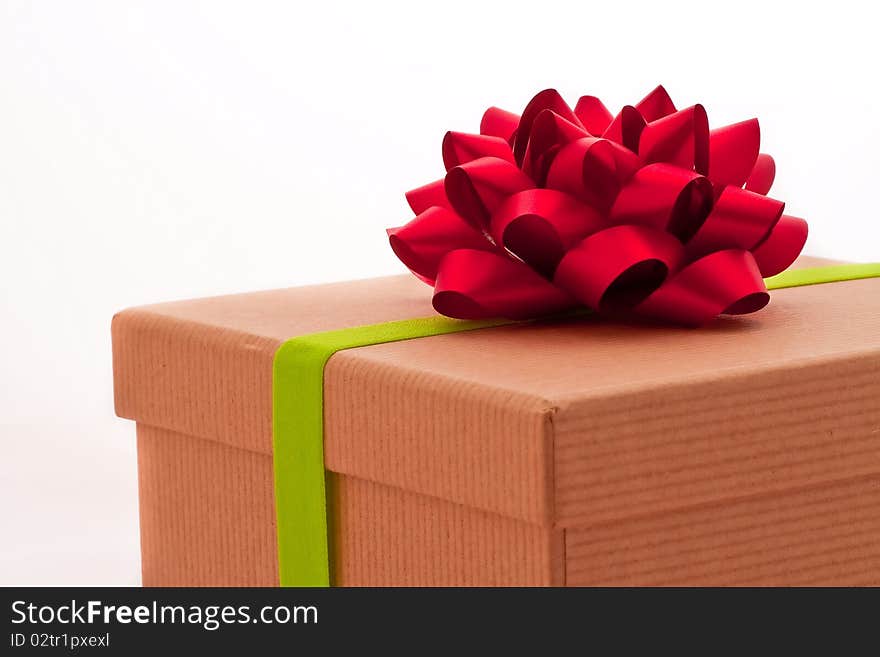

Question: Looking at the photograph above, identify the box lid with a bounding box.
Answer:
[113,258,880,528]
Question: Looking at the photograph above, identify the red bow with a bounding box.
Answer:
[387,86,808,325]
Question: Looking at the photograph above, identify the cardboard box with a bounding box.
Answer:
[112,257,880,586]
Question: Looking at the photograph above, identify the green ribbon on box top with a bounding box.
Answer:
[272,262,880,587]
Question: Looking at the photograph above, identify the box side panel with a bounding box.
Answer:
[114,310,278,455]
[555,352,880,527]
[137,425,562,587]
[330,473,565,586]
[137,425,278,586]
[566,474,880,585]
[324,354,556,526]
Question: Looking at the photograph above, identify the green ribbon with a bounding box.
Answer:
[272,262,880,586]
[272,317,508,586]
[763,262,880,290]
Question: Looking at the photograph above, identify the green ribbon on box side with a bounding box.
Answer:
[273,317,508,586]
[272,262,880,587]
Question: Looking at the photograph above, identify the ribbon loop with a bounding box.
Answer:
[405,178,451,214]
[433,248,574,320]
[610,163,713,240]
[555,225,683,311]
[574,95,613,136]
[445,156,534,231]
[602,105,645,152]
[545,137,639,214]
[685,186,785,259]
[490,189,604,277]
[388,206,498,284]
[746,153,776,195]
[513,89,583,166]
[708,118,760,189]
[638,104,710,174]
[751,215,809,277]
[634,84,677,123]
[442,132,515,170]
[636,249,769,325]
[480,106,520,142]
[521,109,590,184]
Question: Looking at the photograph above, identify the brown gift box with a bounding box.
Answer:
[112,257,880,586]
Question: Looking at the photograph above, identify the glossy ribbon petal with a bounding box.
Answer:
[490,189,604,277]
[708,118,760,189]
[433,249,575,320]
[751,215,809,277]
[546,137,640,213]
[405,178,451,214]
[513,89,584,166]
[634,84,677,122]
[602,105,645,152]
[521,109,590,184]
[639,105,709,174]
[574,95,613,136]
[445,156,534,230]
[390,86,808,325]
[480,107,520,142]
[442,131,515,170]
[554,225,683,311]
[746,153,776,195]
[685,186,784,259]
[388,206,496,284]
[636,249,769,325]
[609,163,714,240]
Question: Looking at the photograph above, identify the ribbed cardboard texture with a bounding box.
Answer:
[565,474,880,586]
[113,258,880,586]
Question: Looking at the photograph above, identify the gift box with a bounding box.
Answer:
[112,256,880,586]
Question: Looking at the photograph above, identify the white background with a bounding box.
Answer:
[1,1,878,585]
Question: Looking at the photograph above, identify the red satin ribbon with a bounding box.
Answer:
[388,86,808,326]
